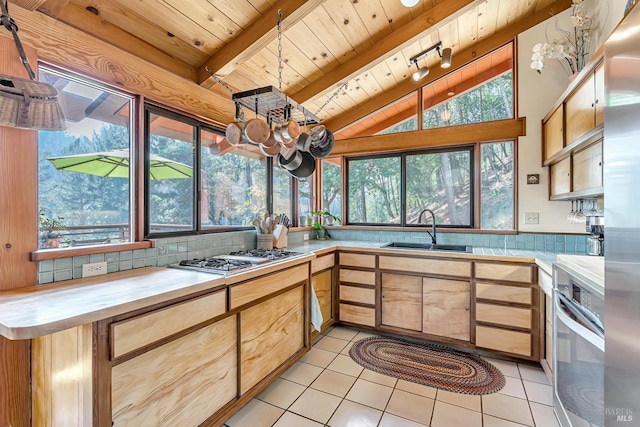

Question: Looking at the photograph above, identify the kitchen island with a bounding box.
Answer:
[0,241,567,426]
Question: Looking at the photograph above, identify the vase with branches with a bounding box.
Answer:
[531,0,594,76]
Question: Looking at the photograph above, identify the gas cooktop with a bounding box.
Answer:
[169,249,303,275]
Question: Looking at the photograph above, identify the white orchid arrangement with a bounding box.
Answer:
[531,0,593,75]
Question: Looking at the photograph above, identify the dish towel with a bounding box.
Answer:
[310,284,324,332]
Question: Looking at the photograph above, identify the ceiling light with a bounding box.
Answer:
[440,47,452,68]
[412,65,429,81]
[408,42,453,81]
[401,0,420,7]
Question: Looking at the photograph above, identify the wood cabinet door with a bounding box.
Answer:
[381,273,422,331]
[240,286,304,394]
[594,62,605,126]
[312,269,333,331]
[544,105,564,161]
[565,73,596,143]
[422,278,470,341]
[550,157,571,196]
[572,141,602,191]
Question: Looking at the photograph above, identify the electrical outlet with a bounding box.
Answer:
[82,261,107,278]
[524,212,539,225]
[303,233,309,241]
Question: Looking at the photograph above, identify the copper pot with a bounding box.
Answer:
[274,121,300,147]
[225,121,245,146]
[243,118,270,145]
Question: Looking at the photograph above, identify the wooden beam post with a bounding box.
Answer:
[198,0,327,88]
[323,0,573,133]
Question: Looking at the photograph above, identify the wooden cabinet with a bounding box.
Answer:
[543,105,564,161]
[542,57,604,200]
[474,262,539,360]
[381,273,422,331]
[240,286,305,394]
[112,316,237,427]
[423,278,470,341]
[311,252,337,335]
[338,252,377,328]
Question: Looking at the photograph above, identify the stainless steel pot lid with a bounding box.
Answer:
[309,129,335,159]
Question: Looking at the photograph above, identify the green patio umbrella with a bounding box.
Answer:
[47,148,192,180]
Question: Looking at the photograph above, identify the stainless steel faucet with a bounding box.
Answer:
[417,208,437,244]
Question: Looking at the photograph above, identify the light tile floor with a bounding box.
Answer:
[224,326,560,427]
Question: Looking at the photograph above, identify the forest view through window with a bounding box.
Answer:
[38,68,134,249]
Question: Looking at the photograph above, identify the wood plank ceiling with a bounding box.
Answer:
[18,0,570,132]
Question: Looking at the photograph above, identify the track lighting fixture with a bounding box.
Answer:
[408,42,453,81]
[401,0,420,7]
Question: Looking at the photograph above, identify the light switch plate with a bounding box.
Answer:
[82,261,107,277]
[524,212,539,225]
[303,233,309,241]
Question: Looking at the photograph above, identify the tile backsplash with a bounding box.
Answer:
[37,228,584,285]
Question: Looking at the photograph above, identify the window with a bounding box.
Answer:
[146,108,196,234]
[347,156,401,224]
[345,142,513,229]
[406,149,472,226]
[200,129,267,228]
[273,163,292,221]
[480,142,514,229]
[322,159,342,220]
[297,175,315,226]
[37,67,134,249]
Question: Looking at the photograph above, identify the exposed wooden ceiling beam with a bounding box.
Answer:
[331,118,526,157]
[323,0,572,133]
[34,0,69,17]
[198,0,327,88]
[290,0,478,104]
[36,2,197,80]
[5,4,235,125]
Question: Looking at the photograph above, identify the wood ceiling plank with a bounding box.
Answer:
[515,0,538,21]
[5,6,236,125]
[243,48,311,93]
[324,0,572,132]
[478,0,500,40]
[379,0,415,31]
[247,0,276,14]
[332,118,525,156]
[368,61,400,91]
[352,69,385,100]
[497,0,520,27]
[67,0,208,66]
[351,0,394,42]
[457,7,479,46]
[11,0,47,10]
[535,0,556,11]
[36,0,70,18]
[45,2,197,80]
[384,53,412,81]
[264,37,324,86]
[107,0,223,55]
[321,0,374,53]
[198,0,326,87]
[159,0,242,44]
[302,7,357,65]
[291,0,477,104]
[202,0,262,29]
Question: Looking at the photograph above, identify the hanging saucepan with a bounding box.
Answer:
[308,125,326,146]
[309,128,335,159]
[288,151,317,179]
[261,129,279,149]
[274,121,300,148]
[259,135,281,157]
[225,121,245,146]
[243,118,270,145]
[296,132,312,151]
[277,150,303,171]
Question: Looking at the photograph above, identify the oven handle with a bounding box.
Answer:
[555,293,605,351]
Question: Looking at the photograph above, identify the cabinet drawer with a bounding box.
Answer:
[340,285,375,305]
[550,157,571,196]
[476,303,531,329]
[476,325,531,357]
[339,268,376,285]
[339,304,375,327]
[476,263,532,283]
[111,289,226,359]
[339,253,376,268]
[544,105,564,161]
[312,253,335,273]
[230,264,308,309]
[379,256,470,278]
[476,282,531,304]
[573,141,602,191]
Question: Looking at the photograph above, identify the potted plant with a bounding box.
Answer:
[38,209,66,249]
[310,210,329,239]
[322,211,341,227]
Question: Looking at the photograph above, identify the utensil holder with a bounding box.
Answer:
[257,234,274,250]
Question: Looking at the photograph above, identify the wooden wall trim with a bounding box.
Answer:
[331,118,525,156]
[0,36,37,427]
[4,5,235,126]
[323,0,573,133]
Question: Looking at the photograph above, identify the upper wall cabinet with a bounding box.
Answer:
[542,57,604,200]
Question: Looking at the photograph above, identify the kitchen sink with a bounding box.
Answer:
[380,242,473,253]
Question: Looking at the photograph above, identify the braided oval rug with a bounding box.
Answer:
[349,337,505,395]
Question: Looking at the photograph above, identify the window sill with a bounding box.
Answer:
[31,241,154,261]
[335,225,517,234]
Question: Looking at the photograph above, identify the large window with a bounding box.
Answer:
[297,175,315,226]
[273,164,292,221]
[38,67,134,249]
[200,129,266,228]
[345,142,514,229]
[322,159,342,220]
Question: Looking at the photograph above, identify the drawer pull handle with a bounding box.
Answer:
[465,307,470,311]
